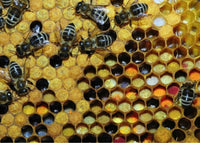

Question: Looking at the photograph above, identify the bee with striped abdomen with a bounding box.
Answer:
[176,81,198,108]
[8,61,31,96]
[0,5,5,29]
[0,89,12,105]
[75,0,110,31]
[6,0,29,28]
[0,0,12,8]
[16,32,49,58]
[114,0,148,27]
[58,23,77,60]
[79,30,116,56]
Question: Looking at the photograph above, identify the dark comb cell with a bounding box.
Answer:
[97,88,109,100]
[30,20,42,33]
[0,55,9,68]
[63,100,76,113]
[111,64,123,76]
[35,124,47,136]
[118,52,130,65]
[127,134,139,142]
[91,77,103,89]
[172,129,185,141]
[105,122,118,134]
[69,135,81,143]
[21,125,33,138]
[15,137,26,143]
[162,118,175,130]
[84,88,96,101]
[132,52,144,64]
[195,116,200,128]
[36,78,49,91]
[178,118,191,130]
[132,28,145,41]
[147,98,159,108]
[50,55,62,68]
[125,40,137,53]
[146,28,159,39]
[139,63,151,74]
[184,106,197,119]
[43,112,54,125]
[50,101,62,113]
[41,136,54,143]
[139,39,152,52]
[84,65,96,76]
[1,136,13,142]
[98,132,112,143]
[82,133,96,142]
[147,120,159,132]
[111,0,123,6]
[0,104,8,114]
[118,76,130,88]
[27,136,40,143]
[29,114,41,126]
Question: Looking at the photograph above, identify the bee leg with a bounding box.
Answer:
[129,20,132,27]
[175,90,181,103]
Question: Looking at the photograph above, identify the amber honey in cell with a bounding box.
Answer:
[132,52,144,64]
[132,28,145,41]
[139,39,151,52]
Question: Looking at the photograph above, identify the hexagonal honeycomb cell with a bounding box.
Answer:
[0,0,200,142]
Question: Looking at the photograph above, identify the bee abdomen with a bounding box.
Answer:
[6,8,21,28]
[30,32,49,47]
[1,0,12,8]
[130,3,148,16]
[0,16,5,28]
[62,23,76,41]
[9,62,22,79]
[96,35,112,48]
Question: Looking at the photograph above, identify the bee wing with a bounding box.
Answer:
[0,68,11,83]
[91,7,109,25]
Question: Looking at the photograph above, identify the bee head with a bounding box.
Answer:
[18,88,29,97]
[115,15,123,26]
[76,1,84,13]
[16,80,29,96]
[16,43,30,58]
[0,93,7,102]
[79,41,85,51]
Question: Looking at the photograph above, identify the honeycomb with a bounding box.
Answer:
[0,0,200,142]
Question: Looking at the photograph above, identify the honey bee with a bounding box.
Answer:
[16,32,49,58]
[75,0,110,31]
[0,89,12,105]
[176,81,198,108]
[6,0,29,28]
[8,61,31,96]
[57,23,77,60]
[0,0,12,8]
[0,5,5,29]
[114,0,148,27]
[79,30,116,56]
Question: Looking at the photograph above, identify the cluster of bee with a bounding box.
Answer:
[1,0,197,109]
[0,0,29,29]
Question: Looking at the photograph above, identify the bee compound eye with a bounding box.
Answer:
[114,15,121,25]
